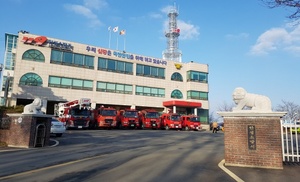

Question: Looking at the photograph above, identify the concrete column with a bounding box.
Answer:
[194,108,198,115]
[173,106,176,113]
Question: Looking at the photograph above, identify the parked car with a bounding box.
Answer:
[51,118,66,137]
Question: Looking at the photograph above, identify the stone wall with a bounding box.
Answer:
[224,116,282,169]
[0,114,51,148]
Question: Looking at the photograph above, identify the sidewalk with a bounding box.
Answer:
[221,160,300,182]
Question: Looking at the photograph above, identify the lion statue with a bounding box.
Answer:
[23,98,44,114]
[232,87,272,112]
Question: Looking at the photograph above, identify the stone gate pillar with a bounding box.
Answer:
[218,112,286,169]
[218,87,287,169]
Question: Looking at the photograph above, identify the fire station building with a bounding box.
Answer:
[1,32,209,123]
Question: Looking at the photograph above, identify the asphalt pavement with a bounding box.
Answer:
[1,130,300,182]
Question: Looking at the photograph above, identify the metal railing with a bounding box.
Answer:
[281,120,300,162]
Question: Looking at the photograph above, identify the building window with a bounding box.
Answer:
[187,71,208,83]
[187,90,208,100]
[96,81,133,94]
[198,109,209,124]
[4,34,18,70]
[22,49,45,62]
[136,64,165,79]
[136,85,165,97]
[98,58,133,74]
[48,76,93,91]
[2,76,13,92]
[171,72,183,81]
[50,50,94,69]
[171,89,183,99]
[19,73,43,86]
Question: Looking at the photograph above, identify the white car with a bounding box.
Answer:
[51,118,66,137]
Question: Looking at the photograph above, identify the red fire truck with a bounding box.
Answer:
[55,98,92,129]
[117,109,139,129]
[181,114,202,131]
[138,109,161,129]
[92,107,117,129]
[160,113,182,130]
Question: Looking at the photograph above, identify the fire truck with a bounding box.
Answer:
[54,98,92,129]
[92,107,117,129]
[160,113,182,130]
[138,109,161,129]
[117,109,139,129]
[181,114,202,131]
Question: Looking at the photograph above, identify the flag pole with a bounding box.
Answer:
[108,27,111,48]
[123,36,126,52]
[116,35,119,50]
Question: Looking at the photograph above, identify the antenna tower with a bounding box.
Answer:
[162,3,182,62]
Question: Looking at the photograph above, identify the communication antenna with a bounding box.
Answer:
[162,3,182,62]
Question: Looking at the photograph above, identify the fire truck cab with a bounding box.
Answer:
[117,109,139,129]
[181,114,202,131]
[92,107,117,129]
[138,109,161,129]
[55,98,91,129]
[160,113,182,130]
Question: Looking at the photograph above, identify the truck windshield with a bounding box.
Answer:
[101,110,117,116]
[171,115,181,121]
[124,111,138,118]
[145,112,159,118]
[190,117,200,122]
[71,108,90,116]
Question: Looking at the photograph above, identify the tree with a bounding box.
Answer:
[218,101,235,112]
[209,101,235,123]
[209,110,218,123]
[262,0,300,19]
[275,100,300,121]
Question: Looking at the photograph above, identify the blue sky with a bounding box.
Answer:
[0,0,299,113]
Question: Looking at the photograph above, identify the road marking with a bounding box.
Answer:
[0,154,106,180]
[218,159,245,182]
[0,139,59,152]
[49,138,59,147]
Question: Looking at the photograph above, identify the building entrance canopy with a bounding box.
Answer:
[163,100,202,108]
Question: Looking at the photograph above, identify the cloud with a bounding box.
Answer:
[177,20,200,40]
[161,5,174,14]
[64,0,106,28]
[149,12,163,19]
[65,4,97,19]
[225,33,249,40]
[249,26,300,55]
[83,0,108,10]
[161,6,200,40]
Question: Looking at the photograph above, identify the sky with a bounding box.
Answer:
[0,0,299,115]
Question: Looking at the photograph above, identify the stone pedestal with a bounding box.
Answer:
[218,112,286,169]
[0,114,52,148]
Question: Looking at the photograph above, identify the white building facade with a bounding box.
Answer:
[1,32,209,123]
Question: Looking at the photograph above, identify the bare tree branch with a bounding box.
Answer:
[218,101,235,112]
[275,100,300,121]
[262,0,300,19]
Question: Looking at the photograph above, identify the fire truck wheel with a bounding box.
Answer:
[165,125,169,130]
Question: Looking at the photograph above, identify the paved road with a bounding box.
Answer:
[0,129,235,182]
[1,129,300,182]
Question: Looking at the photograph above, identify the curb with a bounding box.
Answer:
[218,159,245,182]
